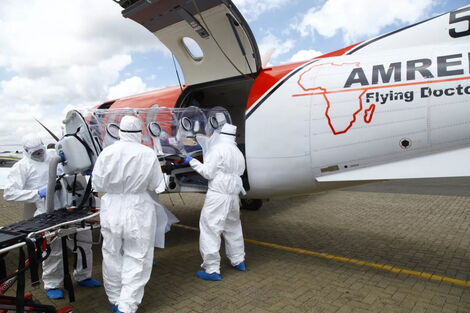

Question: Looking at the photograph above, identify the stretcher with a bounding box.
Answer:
[0,208,100,313]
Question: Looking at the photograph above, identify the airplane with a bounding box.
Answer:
[96,0,470,210]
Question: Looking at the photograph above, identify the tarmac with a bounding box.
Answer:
[1,178,470,312]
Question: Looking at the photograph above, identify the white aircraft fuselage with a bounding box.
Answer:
[107,1,470,200]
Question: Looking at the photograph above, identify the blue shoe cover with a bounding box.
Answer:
[196,270,221,281]
[45,288,64,299]
[111,304,123,313]
[233,261,246,271]
[77,278,102,288]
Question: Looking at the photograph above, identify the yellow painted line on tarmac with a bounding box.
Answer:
[175,224,199,232]
[173,223,470,288]
[0,157,20,160]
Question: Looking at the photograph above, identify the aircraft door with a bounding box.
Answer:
[115,0,261,85]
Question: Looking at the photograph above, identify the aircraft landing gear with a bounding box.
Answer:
[241,199,262,211]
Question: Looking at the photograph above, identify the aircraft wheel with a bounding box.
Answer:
[241,199,262,211]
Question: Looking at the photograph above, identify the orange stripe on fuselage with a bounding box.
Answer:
[246,42,363,111]
[293,75,470,97]
[107,85,184,109]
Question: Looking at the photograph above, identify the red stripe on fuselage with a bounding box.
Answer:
[246,61,306,110]
[246,42,363,111]
[105,85,184,109]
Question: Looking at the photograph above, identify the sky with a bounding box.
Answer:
[0,0,467,148]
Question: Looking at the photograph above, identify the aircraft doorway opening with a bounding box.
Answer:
[178,76,254,146]
[177,76,263,210]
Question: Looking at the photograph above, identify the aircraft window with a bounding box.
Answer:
[182,37,204,61]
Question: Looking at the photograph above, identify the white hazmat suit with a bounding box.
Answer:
[189,123,246,274]
[92,115,163,313]
[4,135,50,214]
[3,134,95,292]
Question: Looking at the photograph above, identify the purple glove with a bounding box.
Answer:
[181,154,193,165]
[38,188,47,199]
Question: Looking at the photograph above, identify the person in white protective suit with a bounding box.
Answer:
[182,123,246,281]
[3,134,101,300]
[4,134,53,215]
[92,115,164,313]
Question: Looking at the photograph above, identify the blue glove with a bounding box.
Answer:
[181,154,193,165]
[85,169,93,176]
[38,188,47,199]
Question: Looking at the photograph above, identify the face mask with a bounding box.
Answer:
[30,148,46,162]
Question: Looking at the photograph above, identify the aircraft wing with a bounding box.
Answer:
[317,147,470,182]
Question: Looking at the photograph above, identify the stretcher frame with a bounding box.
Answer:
[0,211,100,313]
[0,211,100,255]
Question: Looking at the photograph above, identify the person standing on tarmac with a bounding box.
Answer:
[3,135,51,215]
[92,115,163,313]
[182,123,247,281]
[3,134,101,299]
